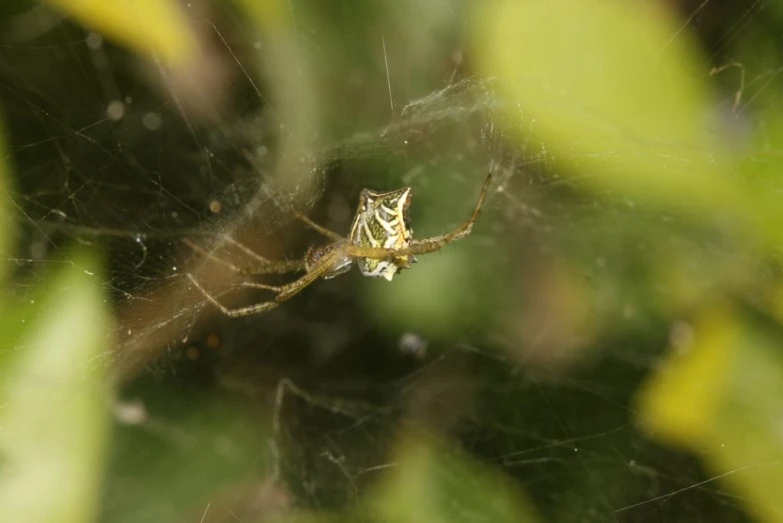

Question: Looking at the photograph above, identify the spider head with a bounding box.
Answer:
[305,242,353,280]
[350,186,415,281]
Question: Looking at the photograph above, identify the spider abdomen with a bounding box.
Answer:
[349,186,414,281]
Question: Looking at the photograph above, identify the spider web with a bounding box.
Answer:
[0,1,775,522]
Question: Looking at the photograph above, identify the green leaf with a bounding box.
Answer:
[472,0,783,250]
[365,430,539,523]
[0,249,112,523]
[473,0,721,193]
[0,121,12,288]
[102,386,274,523]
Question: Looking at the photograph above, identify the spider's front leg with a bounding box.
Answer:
[348,171,492,260]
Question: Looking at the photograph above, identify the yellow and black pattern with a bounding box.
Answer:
[349,187,416,280]
[187,173,490,317]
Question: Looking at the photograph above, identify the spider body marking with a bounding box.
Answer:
[186,172,492,317]
[350,186,416,281]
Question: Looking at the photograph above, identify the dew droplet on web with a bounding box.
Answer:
[142,112,162,131]
[206,334,220,349]
[106,100,125,121]
[114,400,147,425]
[29,241,46,260]
[399,332,428,358]
[86,32,103,50]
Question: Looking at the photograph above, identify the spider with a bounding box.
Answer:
[187,172,492,317]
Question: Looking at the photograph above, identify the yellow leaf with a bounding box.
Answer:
[45,0,196,65]
[637,305,783,523]
[636,306,737,445]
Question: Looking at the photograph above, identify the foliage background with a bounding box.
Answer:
[0,0,782,522]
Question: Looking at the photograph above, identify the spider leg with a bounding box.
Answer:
[405,171,491,254]
[413,171,491,248]
[293,210,345,242]
[187,273,280,317]
[241,281,284,292]
[345,172,492,259]
[183,237,305,275]
[222,235,305,273]
[274,255,339,301]
[221,235,274,263]
[182,238,239,271]
[187,247,347,318]
[239,259,305,275]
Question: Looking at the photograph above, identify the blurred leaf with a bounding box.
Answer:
[232,0,322,194]
[472,0,783,250]
[473,0,718,190]
[363,172,498,339]
[636,306,736,446]
[43,0,196,65]
[263,510,340,523]
[0,248,112,523]
[364,246,483,339]
[637,304,783,523]
[365,430,539,523]
[104,388,274,523]
[232,0,290,29]
[0,121,11,288]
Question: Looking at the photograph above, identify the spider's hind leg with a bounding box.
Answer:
[293,210,345,242]
[187,273,280,317]
[183,237,305,276]
[241,281,285,292]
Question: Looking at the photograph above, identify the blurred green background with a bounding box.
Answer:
[0,0,782,521]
